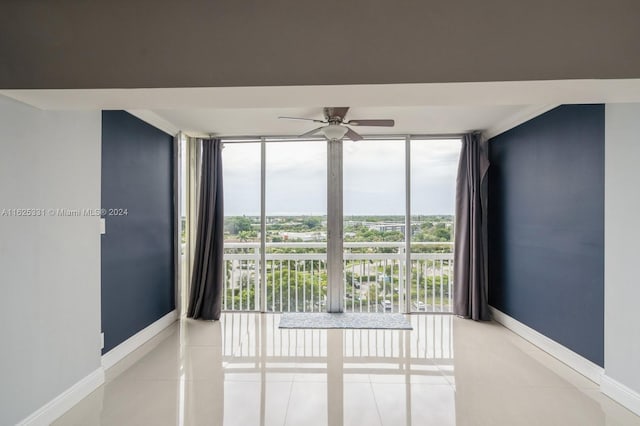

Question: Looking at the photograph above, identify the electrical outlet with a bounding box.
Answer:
[100,332,105,350]
[100,218,106,235]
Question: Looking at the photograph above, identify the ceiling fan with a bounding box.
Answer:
[279,107,395,141]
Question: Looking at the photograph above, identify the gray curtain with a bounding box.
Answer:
[187,138,224,320]
[453,132,490,321]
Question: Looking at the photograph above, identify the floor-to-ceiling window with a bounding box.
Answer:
[265,140,327,312]
[222,142,262,311]
[410,138,461,313]
[343,139,406,313]
[209,135,461,313]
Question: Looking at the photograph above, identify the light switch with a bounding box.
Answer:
[100,218,106,235]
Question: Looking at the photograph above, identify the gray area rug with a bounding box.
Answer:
[279,313,413,330]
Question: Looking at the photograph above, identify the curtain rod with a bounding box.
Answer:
[211,133,465,143]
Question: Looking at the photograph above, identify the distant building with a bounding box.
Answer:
[281,232,327,242]
[367,222,405,233]
[360,222,421,235]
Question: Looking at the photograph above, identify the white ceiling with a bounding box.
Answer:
[151,105,530,137]
[4,79,640,137]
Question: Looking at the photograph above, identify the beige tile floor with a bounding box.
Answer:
[54,314,640,426]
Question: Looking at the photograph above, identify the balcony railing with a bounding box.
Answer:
[223,242,453,313]
[221,313,454,362]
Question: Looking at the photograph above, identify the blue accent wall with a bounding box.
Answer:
[488,105,604,366]
[101,111,175,354]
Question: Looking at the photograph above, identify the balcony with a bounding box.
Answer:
[222,242,453,313]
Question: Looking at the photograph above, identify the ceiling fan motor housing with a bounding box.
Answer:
[279,106,394,141]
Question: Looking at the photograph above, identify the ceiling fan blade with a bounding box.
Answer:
[323,107,350,121]
[345,127,364,141]
[346,119,395,127]
[299,126,326,138]
[279,116,326,123]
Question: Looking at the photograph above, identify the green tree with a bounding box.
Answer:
[302,216,321,229]
[238,230,257,241]
[226,216,254,235]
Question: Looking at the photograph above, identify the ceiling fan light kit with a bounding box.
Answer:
[278,107,395,141]
[323,124,349,141]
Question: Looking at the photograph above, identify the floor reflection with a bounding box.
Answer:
[54,314,640,426]
[218,314,454,426]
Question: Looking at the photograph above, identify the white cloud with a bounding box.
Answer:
[222,138,460,216]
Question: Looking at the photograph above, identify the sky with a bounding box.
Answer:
[218,138,461,216]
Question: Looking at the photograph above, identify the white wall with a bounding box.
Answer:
[0,95,102,425]
[604,103,640,408]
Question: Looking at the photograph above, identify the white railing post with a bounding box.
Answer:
[254,245,260,310]
[398,245,405,314]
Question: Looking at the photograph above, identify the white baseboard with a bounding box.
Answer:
[601,375,640,416]
[101,310,178,370]
[16,310,178,425]
[17,368,104,426]
[489,306,604,384]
